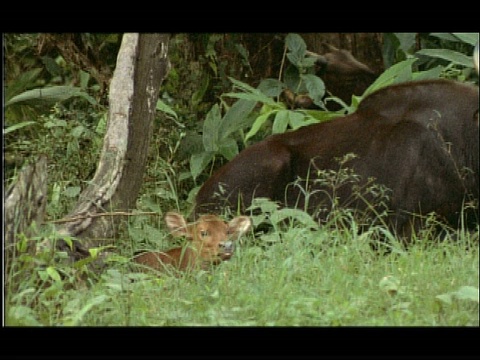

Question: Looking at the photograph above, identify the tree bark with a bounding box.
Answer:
[55,33,170,253]
[4,155,48,255]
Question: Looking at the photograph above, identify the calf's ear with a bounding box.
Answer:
[165,212,189,238]
[228,216,252,237]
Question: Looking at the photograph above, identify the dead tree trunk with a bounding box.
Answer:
[54,33,170,255]
[4,155,48,256]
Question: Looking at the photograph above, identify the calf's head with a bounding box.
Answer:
[134,212,251,272]
[165,212,251,263]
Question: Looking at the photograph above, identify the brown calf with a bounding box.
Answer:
[133,212,251,272]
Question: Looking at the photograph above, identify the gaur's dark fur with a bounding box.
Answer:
[195,79,479,240]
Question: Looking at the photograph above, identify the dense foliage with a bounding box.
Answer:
[4,33,479,326]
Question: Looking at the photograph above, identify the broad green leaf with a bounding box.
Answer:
[156,99,178,120]
[225,77,277,107]
[71,125,85,138]
[203,104,221,152]
[394,33,417,52]
[228,77,258,93]
[179,131,204,158]
[284,66,304,93]
[218,138,239,160]
[219,99,257,140]
[258,78,285,97]
[412,65,443,80]
[79,70,91,89]
[302,73,325,105]
[37,269,49,281]
[235,43,250,65]
[6,86,90,106]
[324,96,350,113]
[3,121,37,135]
[416,49,474,68]
[5,68,42,101]
[42,56,63,77]
[46,266,62,282]
[272,110,289,134]
[95,113,108,135]
[451,33,479,46]
[128,226,145,242]
[270,208,318,229]
[393,63,413,84]
[75,91,97,105]
[190,151,214,180]
[88,248,100,259]
[222,92,264,102]
[297,56,318,69]
[89,245,114,259]
[62,236,74,250]
[429,33,459,42]
[288,111,316,129]
[143,223,165,241]
[104,254,130,264]
[285,33,307,67]
[362,58,418,98]
[244,111,275,142]
[247,197,280,214]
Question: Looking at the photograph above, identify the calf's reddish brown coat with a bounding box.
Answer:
[133,212,251,272]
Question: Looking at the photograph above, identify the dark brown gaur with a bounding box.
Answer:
[133,212,251,272]
[284,43,377,110]
[195,79,479,242]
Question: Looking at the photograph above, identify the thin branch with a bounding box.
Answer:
[48,211,161,224]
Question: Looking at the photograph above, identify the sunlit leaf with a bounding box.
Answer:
[46,266,62,282]
[416,49,474,68]
[272,110,289,134]
[156,99,178,120]
[451,33,479,46]
[244,112,275,142]
[362,58,418,98]
[6,86,94,107]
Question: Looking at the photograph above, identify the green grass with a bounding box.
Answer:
[5,213,478,326]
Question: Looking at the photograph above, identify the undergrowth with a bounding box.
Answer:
[5,198,478,326]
